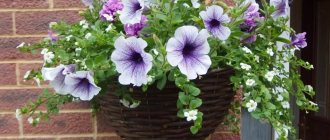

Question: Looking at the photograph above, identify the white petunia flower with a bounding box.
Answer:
[44,51,55,63]
[191,0,200,8]
[15,109,22,120]
[240,63,251,71]
[246,79,256,87]
[184,110,198,121]
[266,48,274,56]
[85,33,92,39]
[80,20,87,26]
[16,42,25,48]
[23,70,31,79]
[265,71,276,81]
[281,101,290,109]
[28,117,34,124]
[105,24,113,32]
[246,100,257,112]
[277,95,283,101]
[242,46,253,54]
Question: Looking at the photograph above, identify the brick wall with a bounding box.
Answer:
[0,0,239,140]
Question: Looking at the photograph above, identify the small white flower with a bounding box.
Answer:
[184,110,198,121]
[66,35,73,41]
[15,109,22,120]
[83,24,89,29]
[242,46,253,54]
[44,52,55,63]
[246,100,257,112]
[75,42,79,46]
[41,48,49,55]
[281,101,290,109]
[152,49,159,55]
[306,85,313,92]
[105,24,113,32]
[33,77,41,87]
[129,101,140,108]
[35,117,40,123]
[240,63,251,71]
[246,79,255,87]
[79,20,87,26]
[16,42,25,48]
[310,65,314,69]
[103,14,114,21]
[277,95,283,101]
[49,22,57,28]
[147,75,154,83]
[266,48,274,56]
[191,0,200,8]
[265,71,276,81]
[23,70,31,79]
[120,99,130,108]
[309,101,317,106]
[85,33,92,39]
[183,3,190,8]
[28,117,34,124]
[254,55,260,63]
[75,48,82,54]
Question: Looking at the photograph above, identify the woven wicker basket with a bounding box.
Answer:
[98,69,235,140]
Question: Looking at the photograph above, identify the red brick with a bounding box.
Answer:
[60,137,93,140]
[211,133,240,140]
[16,11,82,35]
[0,89,90,111]
[97,136,121,140]
[0,64,16,85]
[0,37,43,60]
[17,138,55,140]
[97,112,115,133]
[0,12,13,35]
[54,0,85,8]
[0,114,19,135]
[0,89,41,111]
[23,113,93,134]
[0,0,49,9]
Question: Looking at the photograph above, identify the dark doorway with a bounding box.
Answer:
[298,0,330,139]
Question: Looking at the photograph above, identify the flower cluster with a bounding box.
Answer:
[16,0,318,139]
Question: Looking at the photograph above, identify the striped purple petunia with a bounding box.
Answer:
[270,0,289,18]
[119,0,145,24]
[64,71,101,101]
[111,36,153,86]
[41,64,76,94]
[244,3,260,20]
[199,5,231,40]
[124,15,148,36]
[166,26,211,80]
[290,32,307,49]
[99,0,123,22]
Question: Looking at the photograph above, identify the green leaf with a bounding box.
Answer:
[266,102,276,110]
[275,37,291,44]
[190,126,199,134]
[190,98,202,109]
[157,74,167,90]
[175,77,187,88]
[184,84,201,96]
[177,109,184,118]
[178,92,189,105]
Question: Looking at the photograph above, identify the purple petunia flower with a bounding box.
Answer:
[48,30,58,42]
[241,35,257,44]
[119,0,145,24]
[111,36,153,86]
[290,32,307,48]
[200,5,231,40]
[124,16,147,36]
[99,0,123,22]
[64,71,101,101]
[270,0,289,18]
[240,19,257,33]
[166,26,211,79]
[41,64,76,94]
[244,3,260,20]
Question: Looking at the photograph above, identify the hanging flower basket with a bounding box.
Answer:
[98,69,234,139]
[16,0,319,139]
